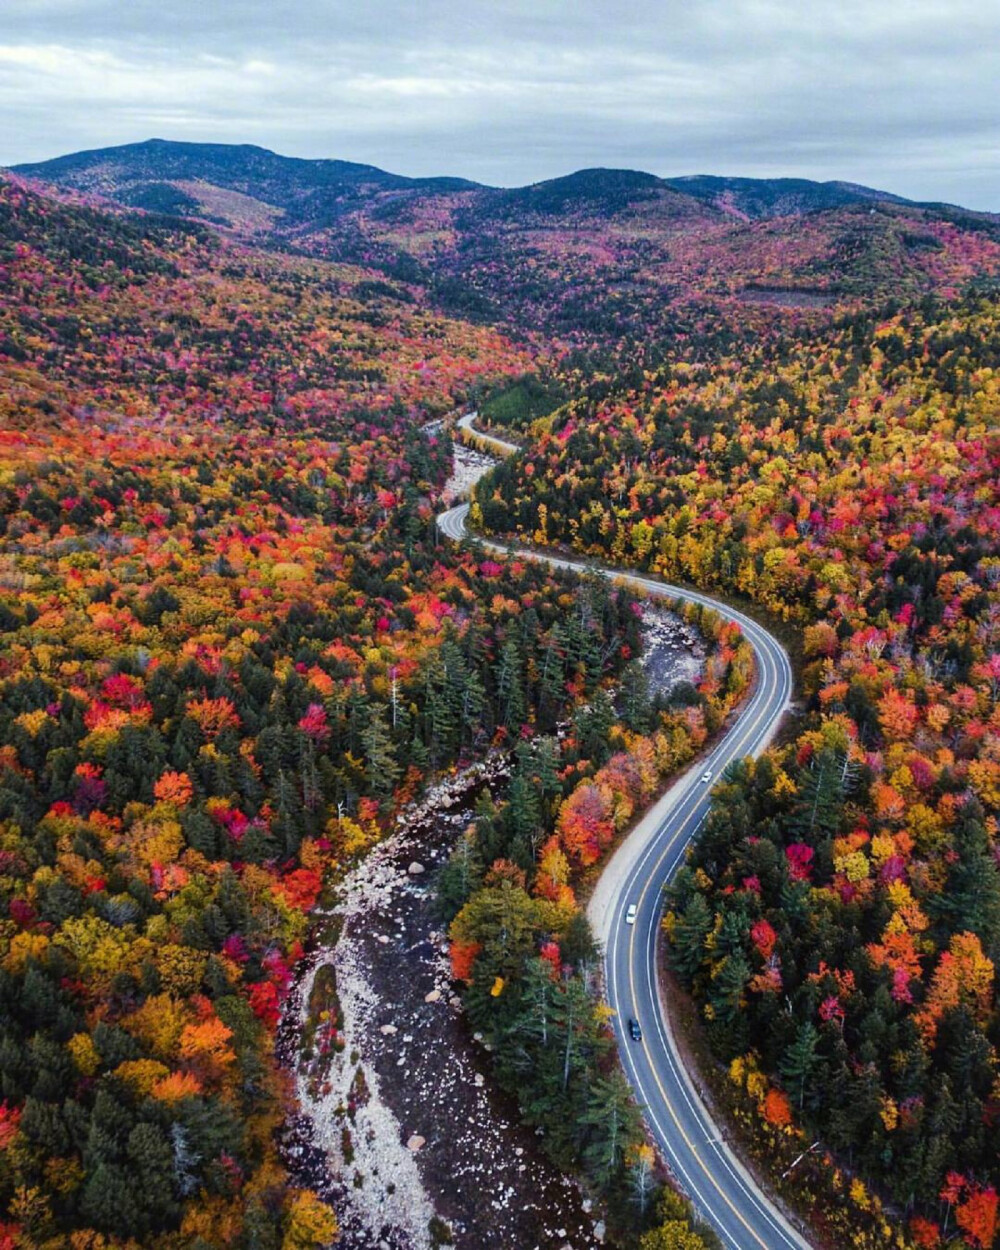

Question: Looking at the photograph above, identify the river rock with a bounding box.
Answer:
[408,861,425,875]
[424,989,442,1003]
[406,1135,425,1152]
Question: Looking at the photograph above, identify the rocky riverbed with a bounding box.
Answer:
[640,607,706,695]
[278,757,607,1249]
[443,439,497,502]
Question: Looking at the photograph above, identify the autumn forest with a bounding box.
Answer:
[2,139,1000,1250]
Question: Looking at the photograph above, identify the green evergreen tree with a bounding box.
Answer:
[708,952,750,1031]
[928,803,1000,957]
[436,830,484,922]
[620,660,653,733]
[670,893,712,984]
[498,636,526,730]
[580,1069,641,1189]
[780,1022,820,1110]
[361,703,400,798]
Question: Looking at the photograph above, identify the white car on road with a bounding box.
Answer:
[701,769,713,784]
[625,903,638,925]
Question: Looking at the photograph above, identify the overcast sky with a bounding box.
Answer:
[2,0,998,208]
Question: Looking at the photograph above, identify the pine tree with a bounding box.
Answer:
[424,656,458,766]
[126,1121,178,1228]
[928,803,1000,957]
[507,771,541,855]
[551,973,597,1093]
[538,628,567,727]
[793,748,845,842]
[498,636,527,730]
[436,830,484,922]
[459,666,488,747]
[620,660,653,733]
[361,704,400,798]
[670,893,712,984]
[298,734,321,812]
[273,767,303,855]
[80,1161,144,1237]
[708,952,750,1030]
[780,1022,820,1109]
[580,1070,641,1189]
[530,736,562,804]
[574,689,616,766]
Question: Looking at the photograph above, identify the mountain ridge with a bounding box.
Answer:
[13,137,987,222]
[12,137,483,194]
[8,139,1000,340]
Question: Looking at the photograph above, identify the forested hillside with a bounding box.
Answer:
[475,294,1000,1246]
[282,187,1000,343]
[0,176,662,1246]
[16,141,1000,344]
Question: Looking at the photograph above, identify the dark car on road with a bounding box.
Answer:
[627,1017,642,1042]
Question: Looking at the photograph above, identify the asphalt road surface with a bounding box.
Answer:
[438,414,810,1250]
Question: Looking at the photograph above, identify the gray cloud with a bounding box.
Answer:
[1,0,998,208]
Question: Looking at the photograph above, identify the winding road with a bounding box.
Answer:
[438,413,809,1250]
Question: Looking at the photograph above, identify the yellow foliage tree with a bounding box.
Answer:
[124,993,190,1060]
[67,1032,100,1077]
[114,1059,171,1096]
[282,1189,339,1249]
[155,944,207,996]
[3,931,50,974]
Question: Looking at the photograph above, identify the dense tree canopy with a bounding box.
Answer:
[0,176,630,1246]
[4,153,1000,1249]
[476,293,1000,1246]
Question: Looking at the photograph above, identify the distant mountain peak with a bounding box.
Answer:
[534,167,663,188]
[478,166,702,221]
[11,138,484,229]
[12,137,488,188]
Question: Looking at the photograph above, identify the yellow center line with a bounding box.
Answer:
[625,796,772,1250]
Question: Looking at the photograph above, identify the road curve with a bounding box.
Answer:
[440,414,808,1250]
